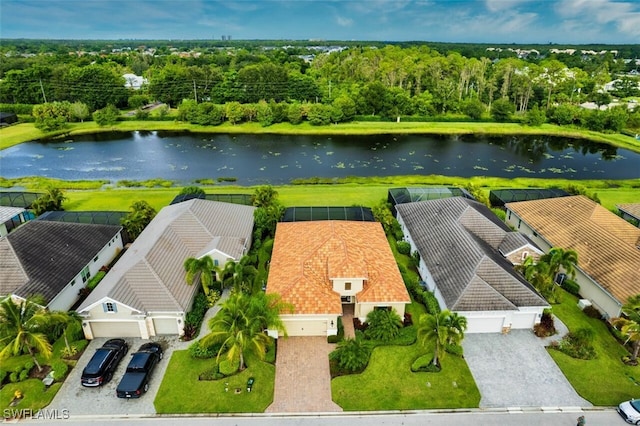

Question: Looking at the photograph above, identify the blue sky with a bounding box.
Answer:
[1,0,639,44]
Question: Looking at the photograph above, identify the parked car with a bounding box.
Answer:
[618,399,640,424]
[116,342,163,398]
[81,339,129,387]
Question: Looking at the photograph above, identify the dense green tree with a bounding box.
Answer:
[32,101,72,131]
[225,101,244,124]
[490,98,515,122]
[523,104,547,126]
[256,100,274,127]
[70,101,90,122]
[148,64,193,107]
[120,200,157,240]
[178,185,205,198]
[65,64,128,110]
[92,104,120,126]
[252,185,278,208]
[287,102,305,124]
[31,186,66,215]
[307,103,332,125]
[461,98,485,120]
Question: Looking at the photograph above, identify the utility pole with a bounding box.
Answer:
[39,79,47,103]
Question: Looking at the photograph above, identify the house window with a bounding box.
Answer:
[374,306,391,312]
[521,251,529,260]
[81,266,91,283]
[533,231,538,237]
[345,282,351,291]
[517,219,522,229]
[93,255,99,262]
[103,302,117,313]
[214,259,219,267]
[508,211,511,220]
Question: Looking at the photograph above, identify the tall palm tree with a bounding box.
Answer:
[614,294,640,361]
[0,297,55,372]
[184,255,214,295]
[200,291,289,370]
[416,310,464,368]
[443,312,468,346]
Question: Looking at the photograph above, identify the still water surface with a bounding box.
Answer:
[1,131,639,184]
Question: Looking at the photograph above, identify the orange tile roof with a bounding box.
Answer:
[506,195,640,305]
[266,221,410,315]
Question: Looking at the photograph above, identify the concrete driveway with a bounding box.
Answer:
[462,330,591,408]
[48,336,181,417]
[266,337,342,413]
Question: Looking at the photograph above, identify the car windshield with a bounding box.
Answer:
[630,400,640,412]
[83,349,112,375]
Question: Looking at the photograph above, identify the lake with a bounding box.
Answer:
[1,131,639,184]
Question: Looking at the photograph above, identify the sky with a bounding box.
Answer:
[1,0,640,44]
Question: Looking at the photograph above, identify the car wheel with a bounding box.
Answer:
[144,383,149,393]
[635,421,640,426]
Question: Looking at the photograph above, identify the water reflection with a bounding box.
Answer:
[1,131,638,184]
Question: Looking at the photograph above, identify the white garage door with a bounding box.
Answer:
[284,319,327,336]
[466,316,505,333]
[89,321,142,338]
[153,318,178,335]
[511,313,537,329]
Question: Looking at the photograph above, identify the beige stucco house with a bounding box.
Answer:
[505,195,640,319]
[77,199,255,339]
[266,220,410,337]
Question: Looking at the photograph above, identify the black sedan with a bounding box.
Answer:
[81,339,129,387]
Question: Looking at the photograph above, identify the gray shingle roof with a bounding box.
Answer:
[396,197,548,312]
[498,232,541,256]
[0,221,121,304]
[78,199,255,314]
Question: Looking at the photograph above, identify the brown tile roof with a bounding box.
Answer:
[506,195,640,305]
[266,221,410,315]
[618,203,640,221]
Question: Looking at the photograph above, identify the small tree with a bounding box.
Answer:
[178,186,205,198]
[93,104,120,126]
[490,98,515,122]
[31,186,66,215]
[70,101,90,123]
[462,98,484,120]
[120,200,157,240]
[523,104,546,126]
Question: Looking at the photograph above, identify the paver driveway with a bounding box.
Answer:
[266,337,342,413]
[48,336,179,417]
[462,330,591,408]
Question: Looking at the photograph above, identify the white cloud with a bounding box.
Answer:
[336,16,354,27]
[555,0,640,36]
[485,0,532,13]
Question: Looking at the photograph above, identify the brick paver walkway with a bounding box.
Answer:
[266,337,342,413]
[342,304,355,339]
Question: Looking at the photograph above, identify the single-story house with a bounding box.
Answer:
[77,199,256,339]
[0,206,32,237]
[266,220,411,337]
[0,221,123,311]
[505,195,640,319]
[617,203,640,227]
[396,197,549,334]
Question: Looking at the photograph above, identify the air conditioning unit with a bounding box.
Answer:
[578,299,592,310]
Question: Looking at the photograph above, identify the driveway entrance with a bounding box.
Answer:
[266,337,342,413]
[463,330,591,408]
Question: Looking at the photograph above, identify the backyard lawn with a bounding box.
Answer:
[331,341,480,410]
[549,291,640,406]
[154,350,275,413]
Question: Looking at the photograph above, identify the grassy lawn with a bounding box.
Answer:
[549,291,640,406]
[154,350,275,413]
[332,342,480,410]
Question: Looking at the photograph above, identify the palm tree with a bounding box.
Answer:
[542,247,579,282]
[200,292,289,370]
[416,310,465,368]
[120,200,156,240]
[0,297,55,372]
[614,294,640,361]
[49,311,83,356]
[184,255,215,295]
[443,312,468,345]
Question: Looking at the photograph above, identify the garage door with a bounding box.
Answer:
[466,316,505,333]
[511,313,537,329]
[153,318,178,335]
[284,319,327,336]
[89,321,142,338]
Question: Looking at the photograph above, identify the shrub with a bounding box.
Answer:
[445,343,464,357]
[86,270,106,290]
[386,325,417,346]
[92,104,120,126]
[396,241,411,255]
[265,340,276,364]
[554,328,597,360]
[534,310,556,337]
[9,371,20,383]
[561,278,580,295]
[411,354,441,372]
[0,369,7,385]
[23,360,35,371]
[327,334,339,343]
[189,340,218,359]
[329,332,371,373]
[51,360,69,381]
[582,305,602,319]
[19,369,29,381]
[491,98,515,122]
[364,309,403,342]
